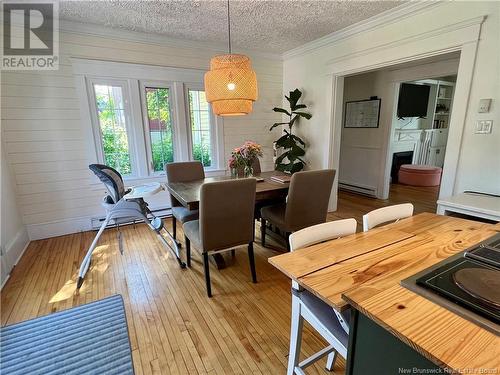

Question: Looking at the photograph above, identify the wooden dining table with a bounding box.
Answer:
[269,213,500,374]
[165,171,290,211]
[165,171,290,268]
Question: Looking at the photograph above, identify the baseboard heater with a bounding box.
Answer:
[338,182,377,197]
[90,207,172,231]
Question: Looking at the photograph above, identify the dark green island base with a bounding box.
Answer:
[346,310,443,375]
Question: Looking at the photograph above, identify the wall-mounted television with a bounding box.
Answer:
[397,83,430,119]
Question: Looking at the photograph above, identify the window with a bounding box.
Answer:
[91,82,133,176]
[144,87,174,172]
[79,60,224,181]
[188,89,212,167]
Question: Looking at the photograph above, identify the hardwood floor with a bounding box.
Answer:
[330,183,439,230]
[1,223,341,374]
[0,184,438,374]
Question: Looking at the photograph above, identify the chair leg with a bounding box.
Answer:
[172,217,177,240]
[185,236,191,268]
[326,351,338,371]
[203,252,212,297]
[77,216,110,289]
[248,242,257,283]
[261,218,266,247]
[287,293,303,375]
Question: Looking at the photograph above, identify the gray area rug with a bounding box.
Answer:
[1,294,134,375]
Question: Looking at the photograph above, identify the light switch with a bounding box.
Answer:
[475,120,493,134]
[478,99,492,113]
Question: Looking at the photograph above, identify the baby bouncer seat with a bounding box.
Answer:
[77,164,185,289]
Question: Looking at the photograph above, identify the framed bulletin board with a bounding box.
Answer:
[344,98,381,128]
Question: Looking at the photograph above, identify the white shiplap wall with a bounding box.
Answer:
[1,22,283,240]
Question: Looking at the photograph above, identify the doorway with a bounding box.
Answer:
[325,16,482,213]
[337,54,459,213]
[386,74,457,207]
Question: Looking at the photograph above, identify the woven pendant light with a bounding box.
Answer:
[204,1,258,116]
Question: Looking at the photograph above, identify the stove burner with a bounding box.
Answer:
[403,233,500,334]
[453,268,500,309]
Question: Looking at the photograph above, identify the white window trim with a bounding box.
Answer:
[86,77,139,177]
[139,80,177,176]
[184,83,223,171]
[71,58,226,184]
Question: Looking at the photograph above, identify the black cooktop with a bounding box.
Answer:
[416,258,500,323]
[414,233,500,327]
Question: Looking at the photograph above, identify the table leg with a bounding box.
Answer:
[211,254,226,269]
[261,223,288,252]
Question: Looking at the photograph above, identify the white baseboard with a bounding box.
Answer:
[6,227,30,266]
[27,216,93,241]
[27,206,173,240]
[12,233,30,267]
[1,226,30,290]
[1,274,10,289]
[339,181,378,197]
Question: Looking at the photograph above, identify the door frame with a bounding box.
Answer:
[324,16,485,211]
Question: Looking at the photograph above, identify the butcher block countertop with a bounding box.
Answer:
[269,213,500,373]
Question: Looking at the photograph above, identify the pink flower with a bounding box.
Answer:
[228,141,263,170]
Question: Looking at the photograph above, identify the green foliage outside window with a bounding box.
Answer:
[188,90,212,167]
[96,86,213,174]
[101,128,132,176]
[146,88,174,171]
[192,142,211,167]
[150,133,174,172]
[95,87,132,175]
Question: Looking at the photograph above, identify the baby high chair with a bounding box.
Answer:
[77,164,185,289]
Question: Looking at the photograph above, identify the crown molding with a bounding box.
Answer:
[59,20,283,61]
[282,2,442,60]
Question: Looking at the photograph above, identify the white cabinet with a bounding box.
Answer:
[428,146,446,167]
[430,129,448,147]
[424,129,448,168]
[393,129,448,167]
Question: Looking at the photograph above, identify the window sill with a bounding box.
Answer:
[204,168,227,177]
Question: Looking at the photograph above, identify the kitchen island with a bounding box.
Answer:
[269,213,500,374]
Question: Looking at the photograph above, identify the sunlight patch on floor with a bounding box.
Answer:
[49,279,77,303]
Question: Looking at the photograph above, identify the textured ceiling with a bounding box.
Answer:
[60,0,403,53]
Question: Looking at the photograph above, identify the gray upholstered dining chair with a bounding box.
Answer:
[183,178,257,297]
[165,161,205,241]
[238,158,283,220]
[260,169,336,251]
[287,219,356,374]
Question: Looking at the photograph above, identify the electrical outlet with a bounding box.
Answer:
[478,98,492,113]
[475,120,493,134]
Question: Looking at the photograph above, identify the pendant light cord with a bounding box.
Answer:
[227,0,232,54]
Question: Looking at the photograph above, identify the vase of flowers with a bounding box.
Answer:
[228,141,263,177]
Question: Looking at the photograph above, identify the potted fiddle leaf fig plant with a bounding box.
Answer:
[269,88,312,173]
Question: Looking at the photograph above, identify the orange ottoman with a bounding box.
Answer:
[398,164,442,187]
